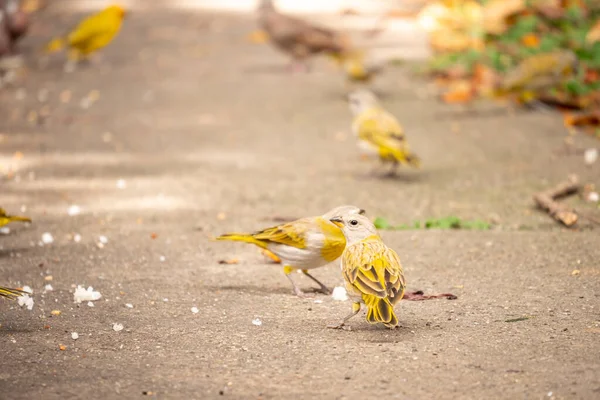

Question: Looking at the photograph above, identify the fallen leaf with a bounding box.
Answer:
[218,258,239,265]
[247,30,269,44]
[564,110,600,127]
[571,269,581,275]
[59,344,66,351]
[483,0,526,35]
[521,33,540,48]
[442,80,474,103]
[50,310,61,316]
[150,232,158,239]
[587,20,600,44]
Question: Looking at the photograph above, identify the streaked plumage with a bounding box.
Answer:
[0,285,27,300]
[0,207,31,227]
[348,89,420,175]
[216,205,364,297]
[257,0,348,71]
[329,213,405,329]
[44,4,126,61]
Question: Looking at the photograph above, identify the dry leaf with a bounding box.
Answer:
[586,20,600,44]
[564,110,600,127]
[442,80,474,103]
[59,344,66,351]
[483,0,526,35]
[218,258,239,265]
[521,33,540,48]
[247,30,269,44]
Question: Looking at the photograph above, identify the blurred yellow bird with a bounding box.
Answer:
[216,205,365,297]
[348,89,420,176]
[0,286,27,300]
[331,49,385,86]
[0,208,31,227]
[44,4,127,61]
[328,213,405,330]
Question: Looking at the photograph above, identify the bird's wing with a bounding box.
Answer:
[356,108,406,148]
[342,238,405,303]
[252,218,311,249]
[265,11,344,52]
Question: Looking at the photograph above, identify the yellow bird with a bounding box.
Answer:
[331,49,385,87]
[44,4,127,61]
[0,286,27,300]
[328,213,405,330]
[216,205,365,297]
[0,207,31,227]
[348,89,421,176]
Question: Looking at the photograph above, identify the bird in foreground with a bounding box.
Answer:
[44,4,127,62]
[328,213,405,330]
[216,205,365,297]
[348,89,421,176]
[0,285,27,300]
[257,0,348,72]
[0,207,31,227]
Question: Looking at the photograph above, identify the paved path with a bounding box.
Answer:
[0,6,599,400]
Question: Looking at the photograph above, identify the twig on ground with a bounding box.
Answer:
[533,175,581,227]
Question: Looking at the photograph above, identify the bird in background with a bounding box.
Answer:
[330,48,386,89]
[348,89,421,176]
[0,207,31,227]
[490,50,579,106]
[1,0,30,54]
[0,286,27,300]
[328,213,405,330]
[257,0,349,72]
[44,4,127,63]
[215,205,365,297]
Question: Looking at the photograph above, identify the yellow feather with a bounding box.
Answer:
[0,286,27,300]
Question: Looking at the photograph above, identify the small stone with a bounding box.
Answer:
[113,323,124,332]
[71,332,79,340]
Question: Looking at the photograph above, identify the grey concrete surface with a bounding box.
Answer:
[0,6,599,400]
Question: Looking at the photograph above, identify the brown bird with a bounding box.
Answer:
[257,0,348,72]
[1,0,29,53]
[0,8,10,58]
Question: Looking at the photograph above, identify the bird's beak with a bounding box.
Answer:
[358,209,366,215]
[329,217,344,228]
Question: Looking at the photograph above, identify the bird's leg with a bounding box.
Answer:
[283,265,310,298]
[261,249,281,263]
[382,162,398,178]
[288,58,310,74]
[301,269,331,295]
[327,302,361,330]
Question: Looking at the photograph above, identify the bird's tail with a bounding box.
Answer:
[44,37,66,54]
[214,233,268,250]
[364,295,398,328]
[0,286,27,300]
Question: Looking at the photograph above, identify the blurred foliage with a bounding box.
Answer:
[419,0,600,135]
[373,216,491,230]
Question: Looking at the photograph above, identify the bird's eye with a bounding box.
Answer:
[350,220,358,226]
